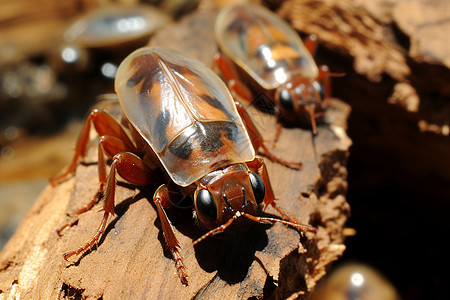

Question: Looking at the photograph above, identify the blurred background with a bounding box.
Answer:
[0,0,448,299]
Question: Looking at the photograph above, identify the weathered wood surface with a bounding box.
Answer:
[0,3,352,300]
[279,0,450,198]
[0,109,351,300]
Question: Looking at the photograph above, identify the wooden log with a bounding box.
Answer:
[0,5,351,300]
[276,0,450,200]
[277,1,450,298]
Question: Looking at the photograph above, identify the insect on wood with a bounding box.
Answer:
[51,47,315,285]
[215,3,333,137]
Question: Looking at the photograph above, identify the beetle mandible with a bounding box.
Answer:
[214,3,333,137]
[51,47,315,285]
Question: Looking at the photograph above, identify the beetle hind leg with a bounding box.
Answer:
[63,161,118,261]
[235,101,302,169]
[63,152,158,261]
[246,156,315,234]
[50,109,136,185]
[304,34,318,55]
[57,133,137,235]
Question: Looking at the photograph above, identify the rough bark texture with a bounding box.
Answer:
[274,1,449,299]
[0,100,351,298]
[0,6,352,300]
[1,0,448,298]
[278,0,450,199]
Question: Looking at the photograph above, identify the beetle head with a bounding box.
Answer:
[186,163,316,250]
[275,77,325,134]
[194,164,265,229]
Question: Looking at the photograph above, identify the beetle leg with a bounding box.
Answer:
[153,184,189,285]
[272,117,283,147]
[246,156,276,209]
[56,134,141,236]
[317,65,331,100]
[63,161,117,261]
[63,152,158,259]
[304,34,318,55]
[235,101,302,169]
[50,109,136,185]
[246,156,313,230]
[214,53,253,103]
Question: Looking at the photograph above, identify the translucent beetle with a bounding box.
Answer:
[214,3,332,136]
[63,5,171,48]
[51,47,315,285]
[55,5,171,74]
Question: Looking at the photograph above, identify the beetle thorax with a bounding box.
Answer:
[195,163,258,228]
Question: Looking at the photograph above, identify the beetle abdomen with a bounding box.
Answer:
[115,47,255,186]
[215,3,318,90]
[168,121,239,159]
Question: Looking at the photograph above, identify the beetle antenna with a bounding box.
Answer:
[183,217,236,250]
[242,213,317,234]
[182,211,316,252]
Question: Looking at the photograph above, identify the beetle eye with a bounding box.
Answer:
[249,172,265,205]
[279,88,294,110]
[196,189,217,222]
[313,81,325,100]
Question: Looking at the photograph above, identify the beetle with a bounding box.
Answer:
[51,47,315,285]
[53,4,171,75]
[214,3,332,137]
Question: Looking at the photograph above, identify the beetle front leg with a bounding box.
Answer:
[246,156,315,235]
[235,101,302,169]
[153,184,189,285]
[246,156,295,223]
[306,65,331,135]
[246,156,276,210]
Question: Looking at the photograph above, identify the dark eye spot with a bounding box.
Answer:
[249,172,265,205]
[279,89,294,110]
[196,189,217,222]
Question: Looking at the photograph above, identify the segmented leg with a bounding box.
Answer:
[213,52,253,103]
[215,52,304,149]
[153,184,189,285]
[272,122,284,146]
[235,101,302,169]
[55,108,187,284]
[317,65,331,100]
[306,65,331,135]
[246,156,315,235]
[54,110,139,234]
[304,34,318,55]
[50,109,136,185]
[63,152,157,259]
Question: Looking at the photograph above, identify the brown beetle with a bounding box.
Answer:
[52,47,314,285]
[215,3,332,137]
